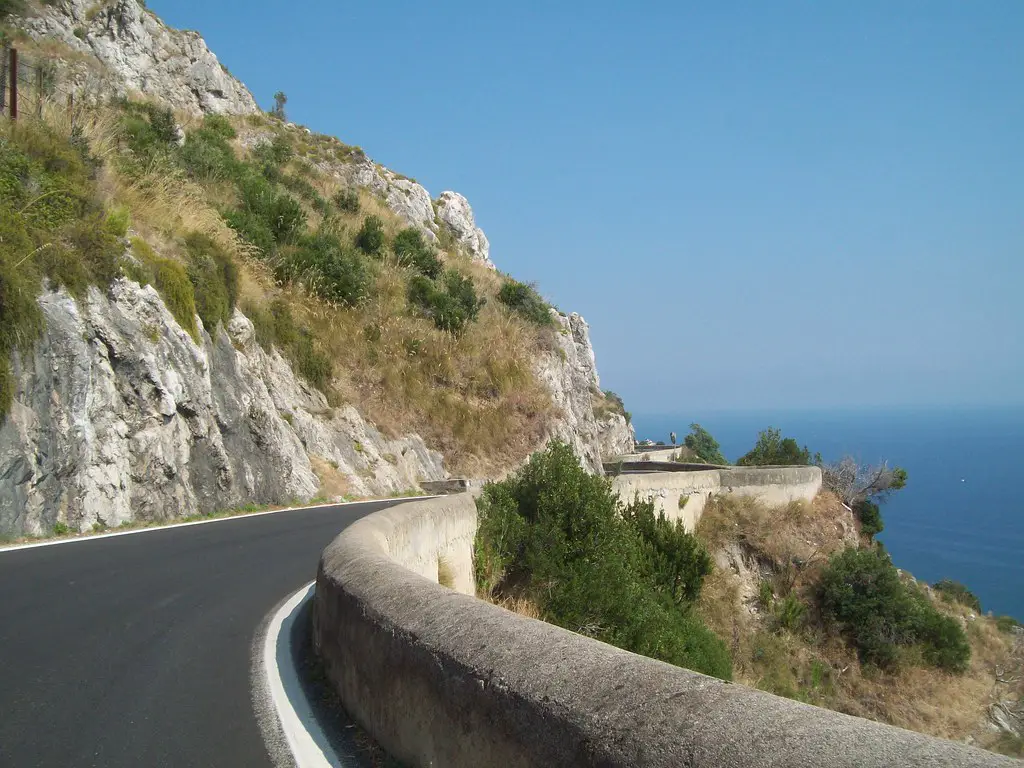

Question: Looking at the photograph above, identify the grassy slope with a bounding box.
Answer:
[0,22,636,476]
[693,492,1023,757]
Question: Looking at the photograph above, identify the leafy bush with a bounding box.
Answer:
[333,188,360,214]
[932,579,982,613]
[121,103,179,161]
[620,500,712,605]
[408,270,484,335]
[819,547,970,672]
[393,227,442,278]
[178,126,238,182]
[234,171,306,247]
[497,279,552,325]
[475,442,732,680]
[995,615,1021,633]
[355,215,385,255]
[854,499,883,539]
[738,427,813,466]
[773,594,807,632]
[184,233,238,333]
[130,237,197,338]
[684,423,728,465]
[279,231,371,307]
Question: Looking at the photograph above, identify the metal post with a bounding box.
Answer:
[0,43,8,115]
[9,47,17,120]
[36,64,43,118]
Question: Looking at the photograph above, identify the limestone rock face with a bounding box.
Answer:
[22,0,258,115]
[436,191,492,267]
[0,282,444,537]
[536,312,634,473]
[383,173,439,243]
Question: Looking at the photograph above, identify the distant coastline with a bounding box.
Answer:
[631,406,1024,620]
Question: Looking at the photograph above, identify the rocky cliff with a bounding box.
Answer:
[21,0,259,116]
[0,281,445,536]
[0,2,633,535]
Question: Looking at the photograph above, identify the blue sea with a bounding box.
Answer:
[631,407,1024,621]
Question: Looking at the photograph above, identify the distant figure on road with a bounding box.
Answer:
[670,431,677,446]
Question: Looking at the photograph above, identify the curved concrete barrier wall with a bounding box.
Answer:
[313,494,1015,768]
[611,465,823,531]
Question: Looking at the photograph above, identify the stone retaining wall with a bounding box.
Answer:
[313,493,1016,768]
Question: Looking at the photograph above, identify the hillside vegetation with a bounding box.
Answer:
[0,63,625,473]
[694,492,1023,757]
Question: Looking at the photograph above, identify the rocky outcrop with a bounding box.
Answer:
[536,312,634,473]
[435,191,492,267]
[21,0,258,115]
[0,281,444,537]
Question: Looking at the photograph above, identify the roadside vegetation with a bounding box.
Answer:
[474,441,732,680]
[693,490,1022,756]
[0,52,636,473]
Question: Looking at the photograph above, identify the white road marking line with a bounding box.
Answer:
[0,496,437,554]
[261,581,343,767]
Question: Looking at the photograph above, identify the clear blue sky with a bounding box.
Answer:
[152,0,1023,413]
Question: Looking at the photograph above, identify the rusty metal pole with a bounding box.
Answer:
[0,44,8,115]
[36,65,43,118]
[9,47,17,120]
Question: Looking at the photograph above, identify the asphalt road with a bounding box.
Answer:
[0,500,400,768]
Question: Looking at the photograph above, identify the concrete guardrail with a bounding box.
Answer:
[313,492,1015,767]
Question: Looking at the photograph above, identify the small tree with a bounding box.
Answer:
[271,91,288,121]
[683,423,727,465]
[821,457,907,541]
[737,427,813,466]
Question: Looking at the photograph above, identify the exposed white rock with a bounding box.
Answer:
[0,281,445,537]
[536,312,634,473]
[382,172,439,243]
[21,0,258,115]
[436,191,492,267]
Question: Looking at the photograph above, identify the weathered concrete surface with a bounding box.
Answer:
[314,494,1017,768]
[611,465,823,531]
[613,469,721,530]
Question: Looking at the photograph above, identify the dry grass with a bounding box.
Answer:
[309,455,351,501]
[436,556,456,589]
[491,595,544,620]
[20,95,558,477]
[694,492,1020,751]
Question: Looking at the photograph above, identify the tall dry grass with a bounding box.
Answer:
[694,492,1019,750]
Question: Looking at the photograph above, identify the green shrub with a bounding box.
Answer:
[234,171,306,247]
[184,233,238,333]
[684,423,728,465]
[620,499,712,605]
[178,128,238,182]
[279,230,371,307]
[497,279,552,325]
[408,270,483,335]
[64,215,124,289]
[245,298,333,392]
[121,103,178,161]
[104,205,131,238]
[932,579,982,613]
[355,215,385,255]
[52,521,70,536]
[223,208,275,255]
[737,427,813,466]
[392,227,442,278]
[252,135,293,169]
[773,594,807,632]
[854,499,884,539]
[819,547,970,673]
[601,390,631,425]
[333,188,360,214]
[131,238,197,338]
[280,173,331,217]
[201,114,237,140]
[995,615,1021,633]
[475,442,732,680]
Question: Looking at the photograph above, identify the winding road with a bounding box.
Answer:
[0,500,402,768]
